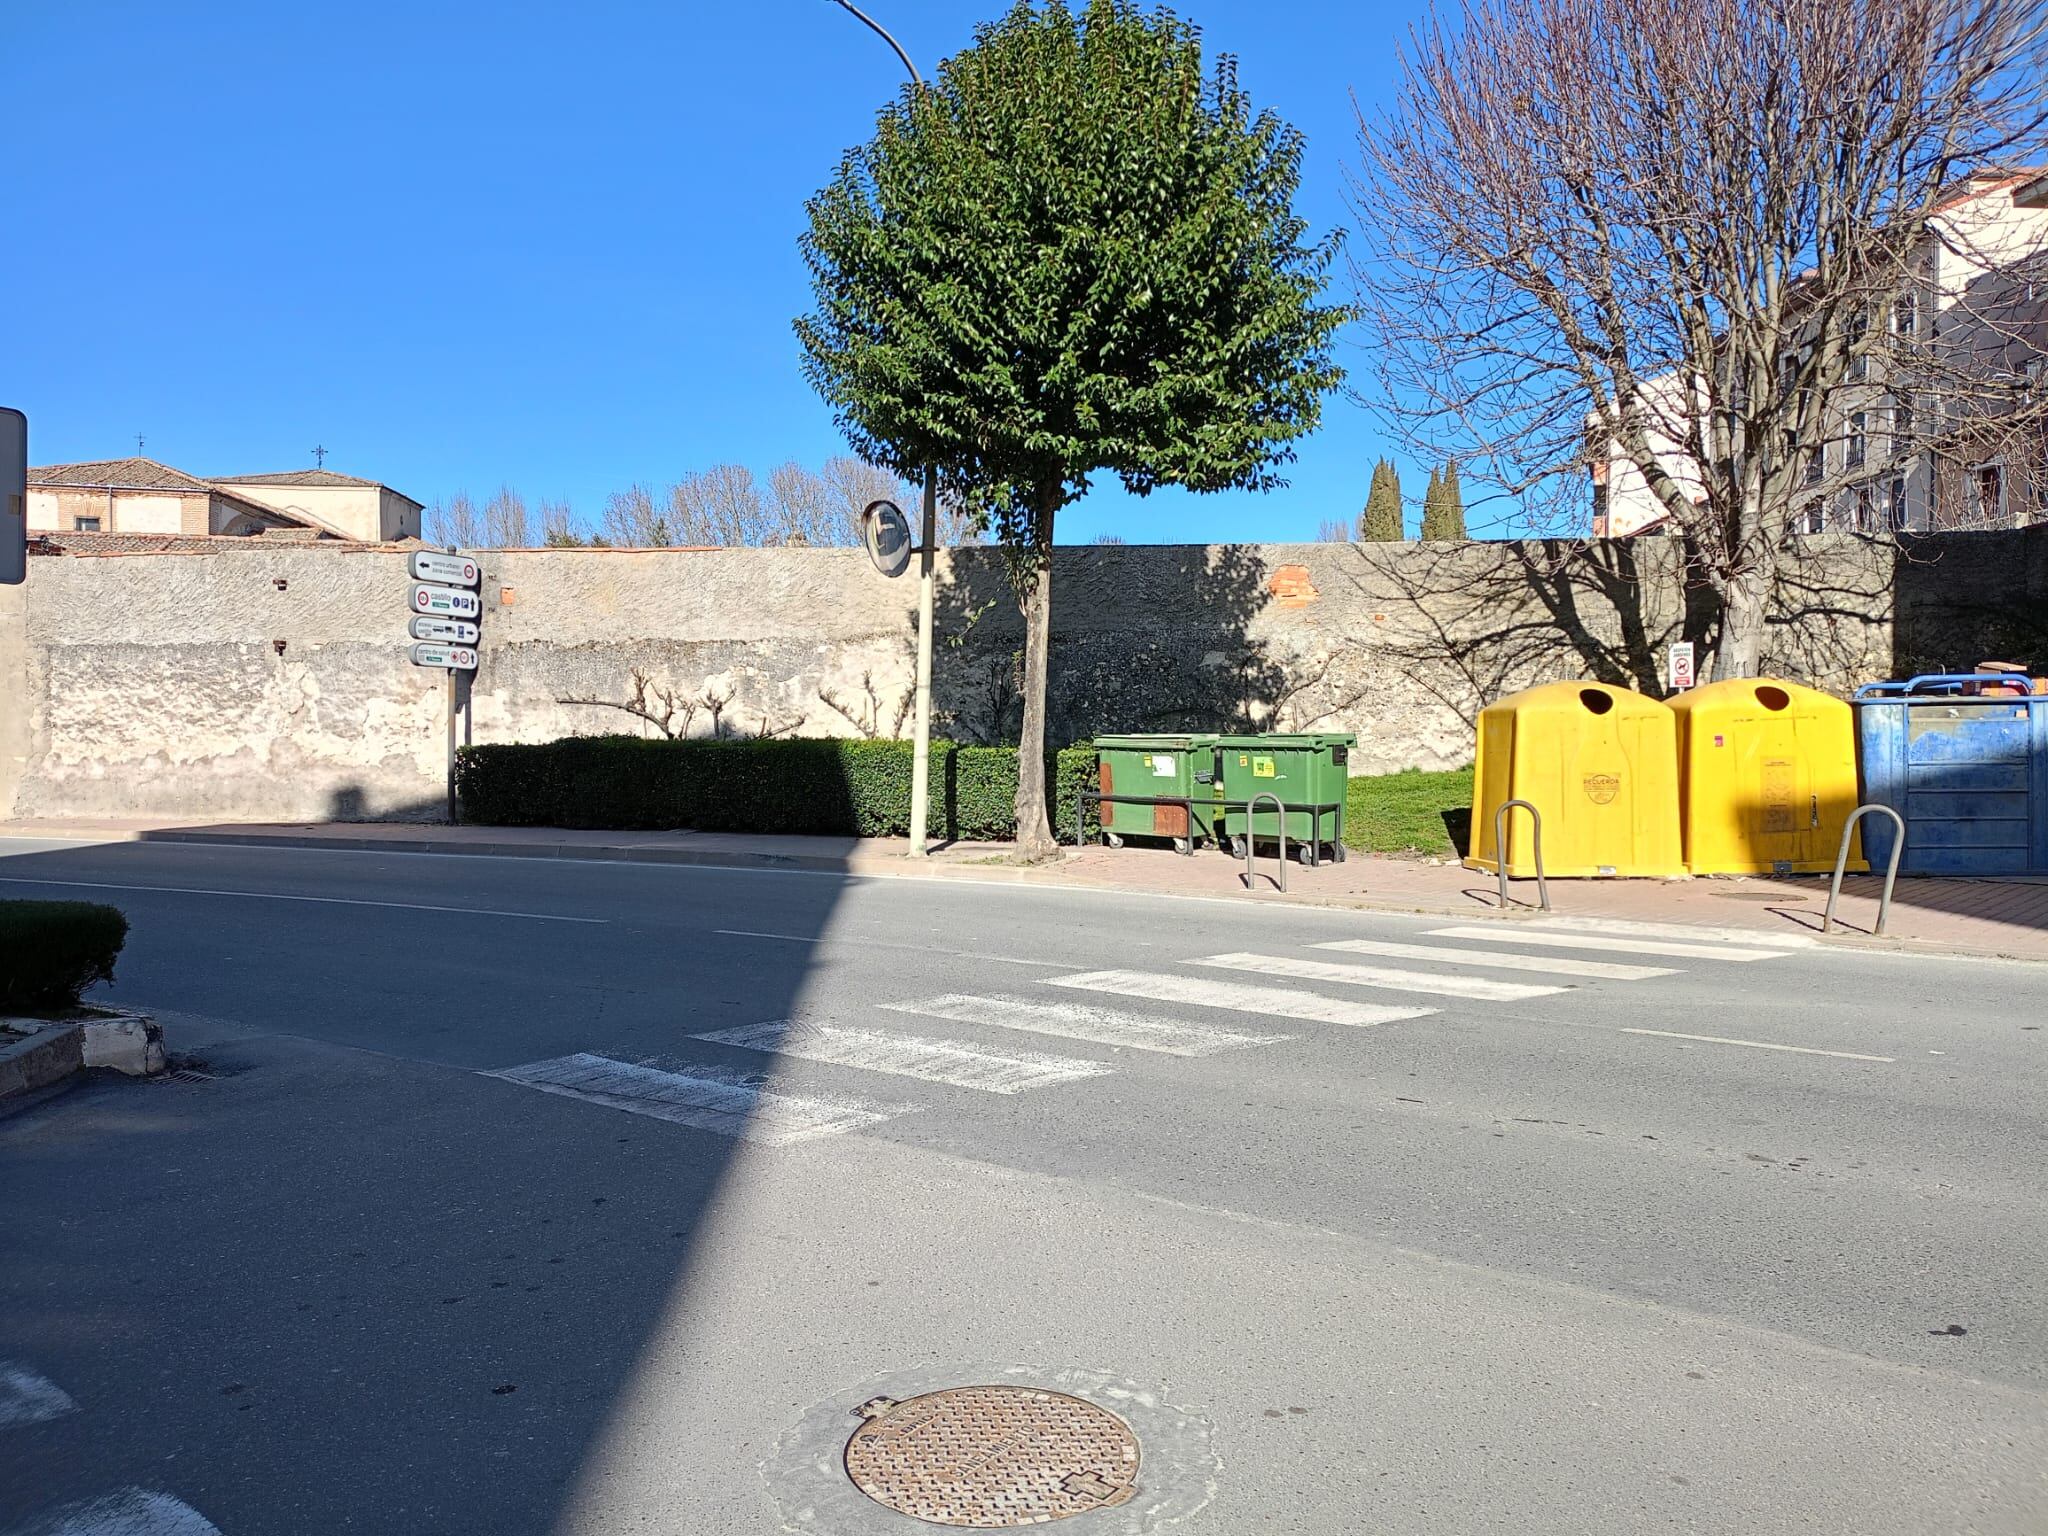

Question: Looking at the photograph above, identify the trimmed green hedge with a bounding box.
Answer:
[0,900,129,1010]
[454,736,1099,843]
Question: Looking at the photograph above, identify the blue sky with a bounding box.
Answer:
[5,0,1434,543]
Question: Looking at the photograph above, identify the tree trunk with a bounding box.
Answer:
[1714,569,1769,680]
[1012,489,1059,861]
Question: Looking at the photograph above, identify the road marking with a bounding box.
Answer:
[1046,970,1434,1027]
[882,994,1288,1056]
[1429,926,1787,961]
[696,1020,1112,1094]
[483,1054,911,1144]
[2,1487,222,1536]
[713,929,1069,968]
[1509,915,1817,948]
[0,1364,75,1428]
[1619,1028,1894,1062]
[1312,937,1677,981]
[1192,951,1568,1001]
[0,876,605,924]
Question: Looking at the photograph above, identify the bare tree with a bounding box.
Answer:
[766,461,853,546]
[423,491,485,549]
[1353,0,2048,678]
[481,486,530,549]
[538,499,582,546]
[822,455,986,547]
[601,484,670,547]
[1315,518,1354,542]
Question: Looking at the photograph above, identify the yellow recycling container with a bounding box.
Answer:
[1669,678,1865,874]
[1466,681,1685,878]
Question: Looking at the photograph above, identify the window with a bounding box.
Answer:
[73,516,101,532]
[1805,442,1825,486]
[1853,486,1877,533]
[1887,476,1909,532]
[1892,290,1919,339]
[1847,411,1867,468]
[1846,308,1870,381]
[1892,396,1914,447]
[1973,462,2006,525]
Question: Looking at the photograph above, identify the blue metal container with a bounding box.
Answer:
[1852,674,2048,875]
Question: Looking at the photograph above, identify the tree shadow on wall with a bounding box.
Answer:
[924,543,1294,745]
[1889,524,2048,679]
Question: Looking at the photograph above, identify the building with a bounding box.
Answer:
[1593,168,2048,538]
[209,470,423,542]
[26,458,422,542]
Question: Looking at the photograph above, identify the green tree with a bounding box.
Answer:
[1360,458,1403,540]
[1421,460,1467,540]
[797,0,1345,856]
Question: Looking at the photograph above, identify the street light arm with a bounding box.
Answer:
[822,0,923,86]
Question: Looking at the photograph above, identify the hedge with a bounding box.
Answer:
[453,736,1100,843]
[0,900,129,1010]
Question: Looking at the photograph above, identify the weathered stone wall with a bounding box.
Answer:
[1,528,2040,822]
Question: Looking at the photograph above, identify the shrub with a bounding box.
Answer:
[455,737,1100,844]
[0,900,129,1010]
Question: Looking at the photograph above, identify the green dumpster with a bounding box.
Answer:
[1218,733,1354,864]
[1090,734,1223,853]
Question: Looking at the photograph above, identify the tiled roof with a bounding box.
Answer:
[211,469,384,489]
[29,457,216,493]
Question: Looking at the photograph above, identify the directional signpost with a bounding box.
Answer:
[409,615,480,645]
[405,548,484,820]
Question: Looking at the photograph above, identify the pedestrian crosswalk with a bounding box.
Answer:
[1,1360,220,1535]
[483,914,1815,1146]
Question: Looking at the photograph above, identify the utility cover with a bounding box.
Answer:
[844,1385,1139,1528]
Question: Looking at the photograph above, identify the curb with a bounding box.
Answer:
[0,1021,84,1105]
[4,826,2037,965]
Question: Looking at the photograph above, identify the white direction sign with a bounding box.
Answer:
[411,642,478,671]
[411,550,480,588]
[410,583,481,618]
[410,615,480,644]
[1668,640,1697,692]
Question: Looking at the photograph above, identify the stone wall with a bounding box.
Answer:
[1,527,2041,822]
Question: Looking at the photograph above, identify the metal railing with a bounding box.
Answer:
[1823,804,1905,937]
[1492,799,1551,912]
[1244,793,1287,892]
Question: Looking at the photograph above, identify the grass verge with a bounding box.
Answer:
[1343,767,1474,858]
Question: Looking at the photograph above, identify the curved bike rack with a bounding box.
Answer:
[1244,792,1288,893]
[1823,804,1905,937]
[1492,798,1551,912]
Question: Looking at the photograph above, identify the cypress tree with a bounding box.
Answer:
[1360,458,1403,541]
[1421,460,1468,540]
[1420,466,1442,538]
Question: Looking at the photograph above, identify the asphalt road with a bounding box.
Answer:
[1,837,2042,1535]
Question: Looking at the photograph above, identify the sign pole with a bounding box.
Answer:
[908,467,939,856]
[446,665,458,823]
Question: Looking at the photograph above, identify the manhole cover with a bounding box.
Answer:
[844,1385,1139,1528]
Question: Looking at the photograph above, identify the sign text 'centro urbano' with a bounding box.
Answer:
[410,550,480,588]
[409,615,480,645]
[410,583,482,619]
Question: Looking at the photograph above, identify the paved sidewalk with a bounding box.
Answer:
[4,815,2046,962]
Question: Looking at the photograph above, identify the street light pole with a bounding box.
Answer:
[824,1,941,857]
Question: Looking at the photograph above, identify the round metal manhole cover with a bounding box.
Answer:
[844,1385,1140,1528]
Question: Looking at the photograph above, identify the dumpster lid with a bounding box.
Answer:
[1093,734,1216,750]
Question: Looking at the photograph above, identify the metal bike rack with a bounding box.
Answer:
[1823,804,1905,937]
[1492,798,1551,912]
[1244,792,1288,892]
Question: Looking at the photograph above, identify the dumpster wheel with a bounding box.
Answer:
[1105,833,1124,850]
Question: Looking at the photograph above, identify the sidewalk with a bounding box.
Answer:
[5,814,2047,962]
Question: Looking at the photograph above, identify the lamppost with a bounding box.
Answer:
[824,0,942,858]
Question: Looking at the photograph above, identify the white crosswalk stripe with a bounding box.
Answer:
[1311,937,1677,981]
[1192,951,1568,1001]
[882,994,1289,1056]
[1046,970,1434,1027]
[1508,915,1817,948]
[697,1020,1112,1094]
[0,1364,75,1429]
[2,1487,222,1536]
[1429,925,1789,961]
[483,1054,912,1145]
